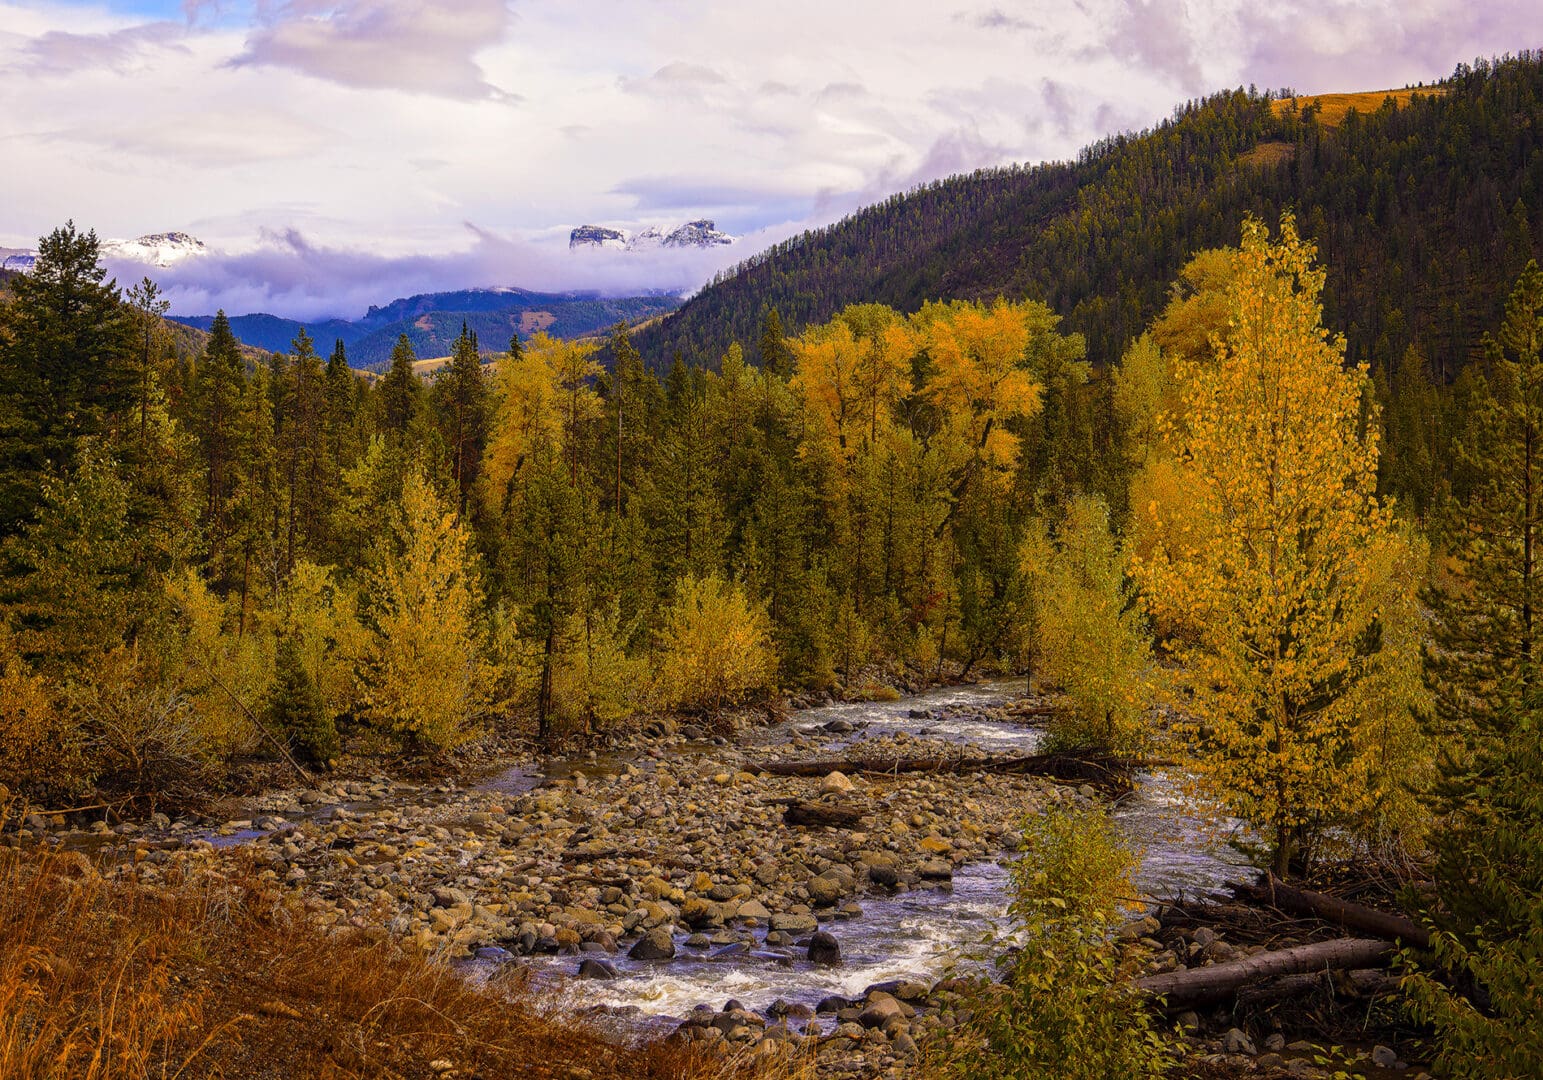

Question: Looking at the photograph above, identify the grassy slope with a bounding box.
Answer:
[0,843,745,1080]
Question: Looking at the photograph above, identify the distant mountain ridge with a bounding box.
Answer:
[569,219,736,251]
[172,286,681,371]
[4,231,206,271]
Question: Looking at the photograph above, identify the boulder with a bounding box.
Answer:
[629,926,676,961]
[808,931,841,965]
[577,957,619,979]
[820,771,855,794]
[807,873,846,906]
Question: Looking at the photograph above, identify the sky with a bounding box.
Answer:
[1,0,1536,318]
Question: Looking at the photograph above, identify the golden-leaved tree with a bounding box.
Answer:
[359,469,497,751]
[1031,496,1153,755]
[1131,214,1425,876]
[654,573,775,713]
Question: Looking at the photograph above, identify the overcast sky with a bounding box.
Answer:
[1,1,1535,317]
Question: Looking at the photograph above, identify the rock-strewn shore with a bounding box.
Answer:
[49,697,1064,1075]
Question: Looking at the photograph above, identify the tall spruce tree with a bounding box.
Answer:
[1424,261,1543,747]
[0,222,134,535]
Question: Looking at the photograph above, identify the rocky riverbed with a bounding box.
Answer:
[17,681,1389,1078]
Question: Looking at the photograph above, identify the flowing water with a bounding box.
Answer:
[498,680,1255,1020]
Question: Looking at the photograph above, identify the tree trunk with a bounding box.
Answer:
[1136,938,1394,1007]
[750,751,1131,791]
[1247,874,1430,949]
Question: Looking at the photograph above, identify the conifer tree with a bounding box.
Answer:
[380,333,420,438]
[434,322,488,511]
[1425,262,1543,745]
[0,221,135,535]
[267,634,337,764]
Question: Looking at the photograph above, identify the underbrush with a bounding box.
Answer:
[0,839,746,1080]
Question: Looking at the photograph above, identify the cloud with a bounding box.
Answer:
[231,0,517,100]
[619,62,731,99]
[19,21,189,75]
[957,7,1039,32]
[120,226,755,321]
[1094,0,1209,95]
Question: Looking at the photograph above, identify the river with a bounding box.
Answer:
[482,679,1254,1021]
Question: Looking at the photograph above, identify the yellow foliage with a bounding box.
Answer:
[789,305,915,464]
[359,470,497,751]
[919,299,1047,474]
[1150,246,1240,364]
[164,569,266,756]
[0,627,88,800]
[1030,497,1153,755]
[653,573,775,712]
[550,606,649,734]
[280,560,370,723]
[481,332,599,510]
[1130,214,1424,871]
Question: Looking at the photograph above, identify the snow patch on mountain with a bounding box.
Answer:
[2,232,207,273]
[569,219,736,252]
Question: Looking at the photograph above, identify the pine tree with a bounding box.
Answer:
[759,306,794,378]
[0,221,135,535]
[1425,262,1543,747]
[433,322,488,511]
[267,634,337,764]
[1404,687,1543,1079]
[379,333,420,438]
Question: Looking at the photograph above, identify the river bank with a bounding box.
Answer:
[6,679,1422,1079]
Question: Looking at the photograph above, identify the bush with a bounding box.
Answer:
[1027,497,1153,755]
[550,605,649,736]
[69,645,213,806]
[0,628,90,803]
[926,808,1169,1080]
[654,573,776,712]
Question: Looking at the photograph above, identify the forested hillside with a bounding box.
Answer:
[174,289,679,371]
[643,55,1543,383]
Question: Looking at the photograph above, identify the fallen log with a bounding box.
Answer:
[750,752,1132,791]
[1249,874,1430,949]
[1234,970,1332,1008]
[779,799,866,829]
[1136,937,1394,1007]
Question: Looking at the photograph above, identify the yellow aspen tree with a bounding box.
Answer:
[480,332,566,512]
[919,299,1047,478]
[359,469,496,751]
[1131,214,1415,877]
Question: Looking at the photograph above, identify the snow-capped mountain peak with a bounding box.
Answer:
[103,232,207,268]
[1,231,208,274]
[569,219,737,252]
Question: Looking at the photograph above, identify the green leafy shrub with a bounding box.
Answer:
[927,808,1169,1080]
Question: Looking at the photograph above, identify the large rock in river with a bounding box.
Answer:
[628,926,676,960]
[808,931,841,965]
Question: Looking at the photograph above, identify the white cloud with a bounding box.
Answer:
[1,0,1533,316]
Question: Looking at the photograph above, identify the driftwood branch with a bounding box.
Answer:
[203,666,316,788]
[774,799,866,829]
[1249,874,1430,949]
[750,752,1131,791]
[1136,937,1394,1007]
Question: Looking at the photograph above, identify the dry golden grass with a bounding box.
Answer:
[0,840,745,1080]
[1271,88,1445,127]
[1236,140,1296,168]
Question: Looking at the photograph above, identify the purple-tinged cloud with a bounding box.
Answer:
[107,225,768,321]
[19,22,190,76]
[231,0,517,100]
